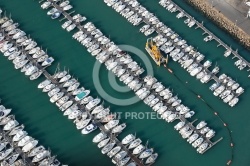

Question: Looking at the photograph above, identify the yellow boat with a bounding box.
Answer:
[145,38,168,66]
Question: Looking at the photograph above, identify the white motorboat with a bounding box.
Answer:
[47,8,58,15]
[81,123,97,134]
[197,142,209,154]
[30,70,43,80]
[4,153,19,165]
[72,14,86,23]
[59,100,73,111]
[100,113,116,123]
[66,24,76,32]
[29,47,40,55]
[104,120,119,130]
[128,138,142,149]
[18,136,33,147]
[0,115,15,126]
[72,87,85,96]
[64,104,78,115]
[3,120,19,131]
[196,121,207,130]
[42,57,54,66]
[112,150,127,164]
[38,79,51,89]
[86,98,101,110]
[200,127,210,134]
[43,84,56,93]
[50,158,61,166]
[68,110,81,120]
[51,11,62,19]
[62,20,72,29]
[157,106,167,115]
[93,132,107,143]
[206,129,215,139]
[161,111,172,120]
[76,118,91,130]
[112,123,126,134]
[187,133,199,144]
[224,49,231,57]
[8,51,21,61]
[192,137,204,148]
[118,156,131,166]
[59,0,69,7]
[139,148,153,159]
[48,88,60,97]
[56,96,69,107]
[96,108,110,119]
[101,141,115,154]
[91,105,104,114]
[121,134,135,145]
[133,144,145,155]
[0,142,8,152]
[0,108,11,120]
[107,146,121,158]
[97,138,110,148]
[174,121,185,130]
[1,19,13,28]
[4,47,18,57]
[204,35,212,42]
[21,63,33,73]
[67,82,80,92]
[13,130,28,142]
[145,153,158,164]
[41,1,51,9]
[63,78,77,87]
[25,66,38,76]
[32,150,50,163]
[25,41,37,50]
[63,5,73,11]
[0,148,13,161]
[28,146,45,157]
[50,92,64,103]
[81,112,88,120]
[9,124,24,136]
[184,111,195,118]
[59,74,71,83]
[22,140,38,153]
[54,71,67,79]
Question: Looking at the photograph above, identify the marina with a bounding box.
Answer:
[0,0,249,166]
[103,0,244,107]
[0,13,156,166]
[159,0,250,77]
[0,102,62,166]
[38,0,223,155]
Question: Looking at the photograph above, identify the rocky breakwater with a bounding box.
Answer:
[187,0,250,49]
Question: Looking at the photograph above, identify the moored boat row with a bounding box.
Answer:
[93,132,158,165]
[0,16,54,80]
[38,66,158,165]
[0,103,63,165]
[102,0,244,107]
[39,0,221,154]
[159,0,250,78]
[38,1,158,165]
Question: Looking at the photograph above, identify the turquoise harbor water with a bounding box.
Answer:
[0,0,250,166]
